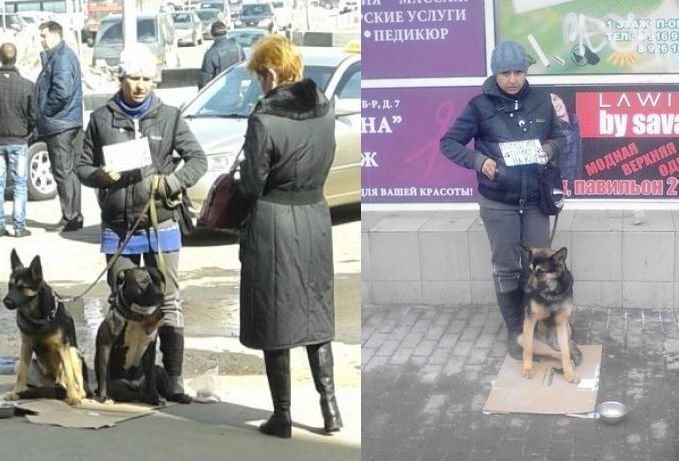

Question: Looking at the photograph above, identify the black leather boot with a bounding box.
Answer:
[496,289,524,360]
[307,342,343,433]
[158,326,192,404]
[260,349,292,439]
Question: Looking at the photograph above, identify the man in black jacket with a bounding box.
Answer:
[0,43,34,238]
[198,21,243,89]
[36,21,84,232]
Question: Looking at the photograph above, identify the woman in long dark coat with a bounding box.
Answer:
[238,35,342,439]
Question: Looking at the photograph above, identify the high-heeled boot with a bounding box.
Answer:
[307,342,343,433]
[260,349,292,439]
[158,326,192,404]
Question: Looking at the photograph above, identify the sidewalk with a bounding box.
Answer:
[362,303,679,461]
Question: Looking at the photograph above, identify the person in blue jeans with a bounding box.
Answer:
[0,42,34,238]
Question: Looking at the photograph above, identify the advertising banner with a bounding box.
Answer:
[362,0,486,78]
[495,0,679,75]
[361,87,480,203]
[362,85,679,203]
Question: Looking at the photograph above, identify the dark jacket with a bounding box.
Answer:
[77,93,207,232]
[35,41,83,136]
[239,79,335,350]
[440,76,565,205]
[0,66,34,145]
[198,36,243,89]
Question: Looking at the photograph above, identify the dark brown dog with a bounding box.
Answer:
[94,267,166,405]
[519,245,581,384]
[3,249,89,405]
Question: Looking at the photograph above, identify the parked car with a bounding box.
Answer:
[181,46,361,215]
[5,141,57,201]
[91,13,176,68]
[198,0,233,24]
[236,2,276,30]
[196,8,226,38]
[172,11,203,46]
[271,0,292,30]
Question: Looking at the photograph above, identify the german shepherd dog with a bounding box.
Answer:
[3,249,89,405]
[95,267,166,405]
[519,245,582,384]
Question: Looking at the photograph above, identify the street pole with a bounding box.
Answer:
[123,0,137,52]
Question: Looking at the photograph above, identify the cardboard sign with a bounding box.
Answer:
[498,139,544,166]
[483,344,602,415]
[103,137,152,173]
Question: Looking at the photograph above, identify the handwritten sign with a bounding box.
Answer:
[499,139,543,166]
[103,137,152,173]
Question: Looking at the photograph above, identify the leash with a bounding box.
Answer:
[56,180,166,303]
[548,213,560,248]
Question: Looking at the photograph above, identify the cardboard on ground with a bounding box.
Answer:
[483,344,602,415]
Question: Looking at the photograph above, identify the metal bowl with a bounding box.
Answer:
[597,401,627,424]
[0,403,15,419]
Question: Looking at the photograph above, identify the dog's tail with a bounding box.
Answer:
[17,386,67,400]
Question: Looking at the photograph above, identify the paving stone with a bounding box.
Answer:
[363,304,679,460]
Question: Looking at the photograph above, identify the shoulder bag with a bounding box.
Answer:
[197,150,247,231]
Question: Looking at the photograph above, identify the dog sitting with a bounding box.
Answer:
[518,245,582,384]
[3,249,90,405]
[94,266,168,405]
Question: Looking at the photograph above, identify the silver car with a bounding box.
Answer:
[172,11,203,46]
[182,46,361,213]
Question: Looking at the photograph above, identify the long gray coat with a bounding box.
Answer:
[239,79,335,350]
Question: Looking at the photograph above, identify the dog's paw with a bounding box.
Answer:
[4,391,20,401]
[564,370,580,384]
[65,394,83,406]
[141,394,164,407]
[522,367,535,379]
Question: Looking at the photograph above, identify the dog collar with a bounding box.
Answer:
[17,295,58,331]
[113,291,158,322]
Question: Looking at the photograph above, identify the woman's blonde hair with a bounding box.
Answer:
[247,35,303,83]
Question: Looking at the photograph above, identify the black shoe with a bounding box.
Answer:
[0,229,9,237]
[259,413,292,439]
[61,216,84,232]
[14,228,32,238]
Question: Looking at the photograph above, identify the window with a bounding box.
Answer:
[335,62,360,99]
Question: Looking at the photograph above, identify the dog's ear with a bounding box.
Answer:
[553,247,568,263]
[116,269,127,285]
[10,249,23,270]
[147,267,166,287]
[29,255,43,281]
[519,244,532,260]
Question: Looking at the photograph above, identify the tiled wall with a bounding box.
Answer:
[362,210,679,309]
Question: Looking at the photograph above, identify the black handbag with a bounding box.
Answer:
[197,150,247,231]
[537,161,565,216]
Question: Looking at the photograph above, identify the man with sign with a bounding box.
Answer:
[440,41,565,360]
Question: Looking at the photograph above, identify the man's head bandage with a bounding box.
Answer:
[117,44,158,79]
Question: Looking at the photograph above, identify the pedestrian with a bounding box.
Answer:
[0,42,34,238]
[198,20,243,90]
[77,44,207,403]
[35,20,84,232]
[440,40,565,359]
[238,35,342,438]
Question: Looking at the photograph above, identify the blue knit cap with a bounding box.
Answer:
[491,41,529,74]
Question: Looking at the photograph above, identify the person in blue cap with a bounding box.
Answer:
[440,40,566,360]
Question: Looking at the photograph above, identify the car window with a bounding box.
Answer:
[241,4,271,15]
[197,10,217,20]
[173,13,191,23]
[184,64,335,118]
[98,18,158,44]
[335,62,360,99]
[226,30,264,47]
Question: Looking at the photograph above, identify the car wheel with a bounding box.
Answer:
[27,142,57,201]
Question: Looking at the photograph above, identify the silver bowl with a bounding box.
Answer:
[0,402,15,419]
[597,401,627,424]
